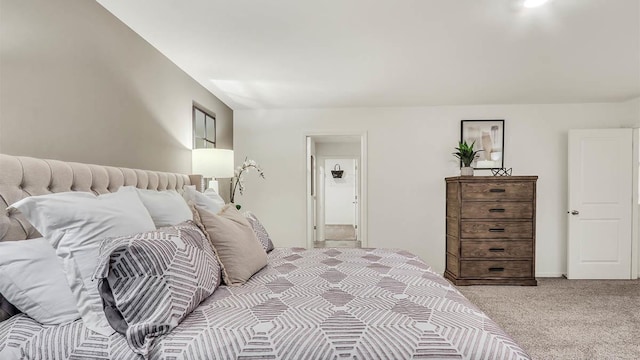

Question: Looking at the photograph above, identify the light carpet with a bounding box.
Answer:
[324,224,357,240]
[457,278,640,360]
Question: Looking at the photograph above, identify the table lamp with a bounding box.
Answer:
[192,148,234,193]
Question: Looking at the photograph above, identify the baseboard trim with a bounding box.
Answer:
[535,272,564,278]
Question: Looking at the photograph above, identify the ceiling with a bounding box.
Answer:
[96,0,640,110]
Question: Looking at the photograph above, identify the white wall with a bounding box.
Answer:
[234,102,632,276]
[316,143,361,157]
[621,97,640,127]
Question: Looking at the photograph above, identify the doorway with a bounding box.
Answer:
[305,133,367,249]
[319,157,360,248]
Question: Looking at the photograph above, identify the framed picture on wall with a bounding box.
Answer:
[460,119,505,169]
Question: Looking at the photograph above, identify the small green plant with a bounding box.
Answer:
[453,141,482,167]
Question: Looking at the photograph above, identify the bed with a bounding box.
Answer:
[0,154,530,360]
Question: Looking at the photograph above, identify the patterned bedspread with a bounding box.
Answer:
[0,248,530,360]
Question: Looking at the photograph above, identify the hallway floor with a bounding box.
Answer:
[315,225,361,248]
[315,224,360,248]
[324,224,356,240]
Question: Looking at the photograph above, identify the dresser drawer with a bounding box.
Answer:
[461,201,533,219]
[461,221,533,239]
[460,241,533,258]
[461,182,534,201]
[460,260,532,278]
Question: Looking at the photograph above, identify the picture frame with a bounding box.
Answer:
[460,119,505,169]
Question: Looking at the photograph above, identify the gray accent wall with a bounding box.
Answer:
[0,0,233,176]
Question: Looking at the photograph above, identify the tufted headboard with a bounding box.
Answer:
[0,154,202,242]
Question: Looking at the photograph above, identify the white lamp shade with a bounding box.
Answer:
[192,149,235,178]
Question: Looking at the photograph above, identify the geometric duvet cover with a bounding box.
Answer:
[0,248,530,360]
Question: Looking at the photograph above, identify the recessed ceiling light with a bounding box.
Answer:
[523,0,549,8]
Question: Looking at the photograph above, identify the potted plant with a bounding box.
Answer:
[453,141,482,176]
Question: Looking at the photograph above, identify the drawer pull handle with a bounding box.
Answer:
[489,267,505,272]
[489,228,505,232]
[489,188,506,193]
[489,208,505,213]
[489,248,505,252]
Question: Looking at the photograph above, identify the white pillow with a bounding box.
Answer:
[0,238,80,325]
[183,185,225,213]
[121,186,193,227]
[9,189,156,336]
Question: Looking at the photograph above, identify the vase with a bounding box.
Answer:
[460,167,474,176]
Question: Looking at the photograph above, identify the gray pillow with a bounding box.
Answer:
[244,211,274,253]
[94,221,220,356]
[0,294,19,322]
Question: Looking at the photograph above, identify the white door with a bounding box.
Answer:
[324,159,356,226]
[567,128,633,279]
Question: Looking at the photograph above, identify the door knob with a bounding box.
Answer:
[569,210,579,215]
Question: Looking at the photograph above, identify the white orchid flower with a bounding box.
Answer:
[230,157,266,203]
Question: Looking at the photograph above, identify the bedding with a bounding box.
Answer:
[0,247,531,359]
[183,185,225,213]
[0,238,79,324]
[124,187,193,227]
[0,154,199,327]
[194,204,268,286]
[0,294,20,322]
[9,189,156,335]
[244,211,275,252]
[94,222,220,356]
[0,154,528,359]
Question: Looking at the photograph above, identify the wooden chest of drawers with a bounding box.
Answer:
[445,176,537,286]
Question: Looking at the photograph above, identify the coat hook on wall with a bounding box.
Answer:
[331,164,344,178]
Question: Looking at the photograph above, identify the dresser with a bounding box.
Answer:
[445,176,537,286]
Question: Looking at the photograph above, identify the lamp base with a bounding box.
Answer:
[207,179,219,194]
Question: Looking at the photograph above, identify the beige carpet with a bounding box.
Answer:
[324,224,356,240]
[457,278,640,360]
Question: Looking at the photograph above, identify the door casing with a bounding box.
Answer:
[304,132,368,249]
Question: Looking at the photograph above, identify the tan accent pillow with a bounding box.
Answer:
[194,204,267,286]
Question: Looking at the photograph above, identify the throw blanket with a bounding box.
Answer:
[0,248,530,360]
